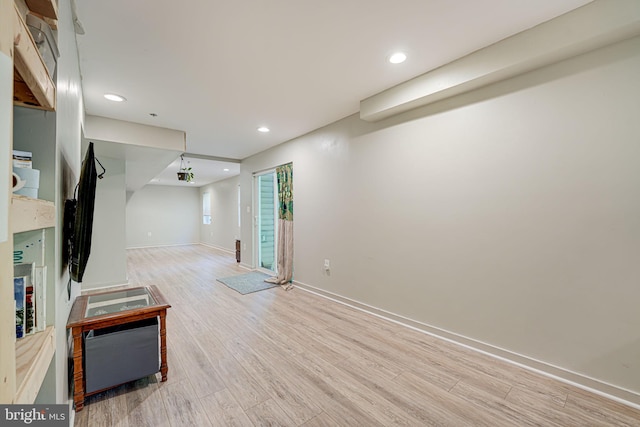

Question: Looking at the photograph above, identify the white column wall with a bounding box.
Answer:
[81,156,127,290]
[54,0,84,403]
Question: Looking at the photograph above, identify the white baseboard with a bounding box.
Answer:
[239,262,253,270]
[199,242,235,255]
[80,280,130,294]
[292,279,640,410]
[198,244,252,270]
[126,242,200,250]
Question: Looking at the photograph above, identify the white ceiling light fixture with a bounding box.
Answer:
[257,126,270,133]
[388,52,407,64]
[104,93,126,102]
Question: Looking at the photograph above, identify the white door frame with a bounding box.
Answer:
[253,169,278,274]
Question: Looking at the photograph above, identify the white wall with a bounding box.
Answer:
[81,156,127,290]
[199,175,240,252]
[126,185,200,248]
[241,36,640,401]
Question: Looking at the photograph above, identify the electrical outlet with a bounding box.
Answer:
[324,259,330,270]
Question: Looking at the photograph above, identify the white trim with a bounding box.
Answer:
[238,262,253,271]
[256,266,275,276]
[292,279,640,410]
[199,242,235,255]
[252,166,277,177]
[253,170,278,274]
[80,281,130,294]
[125,242,200,250]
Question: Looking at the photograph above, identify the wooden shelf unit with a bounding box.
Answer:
[3,0,59,404]
[14,325,55,404]
[13,2,56,110]
[11,194,55,233]
[25,0,58,22]
[11,197,55,403]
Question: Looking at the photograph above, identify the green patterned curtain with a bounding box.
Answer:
[265,162,294,289]
[277,163,293,221]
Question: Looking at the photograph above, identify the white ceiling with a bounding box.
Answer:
[75,0,592,185]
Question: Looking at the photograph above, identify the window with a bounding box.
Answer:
[203,192,211,224]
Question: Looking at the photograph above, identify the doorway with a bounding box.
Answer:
[255,171,277,272]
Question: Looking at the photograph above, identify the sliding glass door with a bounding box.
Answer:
[255,171,277,272]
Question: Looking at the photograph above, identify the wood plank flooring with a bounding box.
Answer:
[74,245,640,426]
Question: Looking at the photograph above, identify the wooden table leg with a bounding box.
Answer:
[72,327,85,411]
[159,311,168,381]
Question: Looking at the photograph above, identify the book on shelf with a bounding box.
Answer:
[25,283,34,334]
[13,263,36,336]
[14,276,26,339]
[13,232,47,335]
[12,150,33,169]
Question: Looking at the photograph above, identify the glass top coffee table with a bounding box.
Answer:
[66,285,171,411]
[84,287,154,317]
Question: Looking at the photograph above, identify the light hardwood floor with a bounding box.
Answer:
[74,245,640,426]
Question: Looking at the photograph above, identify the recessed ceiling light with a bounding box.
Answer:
[223,168,229,172]
[388,52,407,64]
[257,126,270,133]
[104,93,126,102]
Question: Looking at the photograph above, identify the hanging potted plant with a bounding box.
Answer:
[176,155,194,182]
[176,167,193,182]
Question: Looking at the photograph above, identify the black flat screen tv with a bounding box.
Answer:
[68,142,102,283]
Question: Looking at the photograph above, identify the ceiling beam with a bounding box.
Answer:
[360,0,640,122]
[183,152,241,163]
